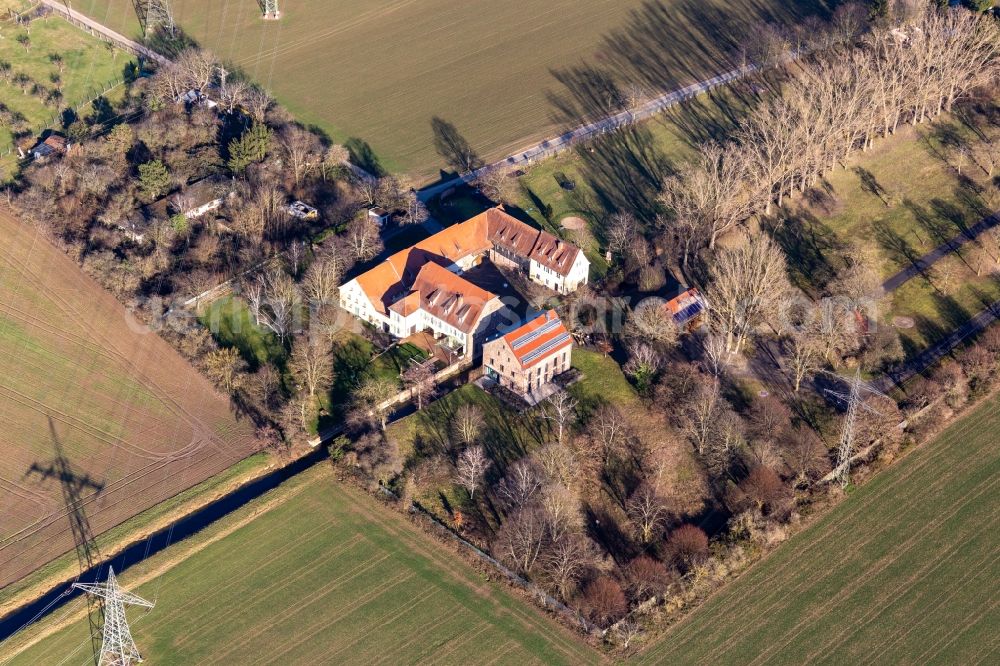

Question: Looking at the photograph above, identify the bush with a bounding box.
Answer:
[739,466,789,516]
[666,524,709,572]
[624,555,673,602]
[578,576,627,626]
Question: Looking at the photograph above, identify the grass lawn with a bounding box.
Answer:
[323,331,428,428]
[0,15,133,149]
[767,110,1000,358]
[636,385,1000,665]
[569,348,641,411]
[1,466,599,665]
[75,0,828,180]
[198,295,287,368]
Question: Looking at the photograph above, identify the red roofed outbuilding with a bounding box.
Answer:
[482,310,573,396]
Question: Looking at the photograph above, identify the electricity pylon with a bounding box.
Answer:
[261,0,280,19]
[133,0,174,37]
[824,368,889,488]
[72,568,154,666]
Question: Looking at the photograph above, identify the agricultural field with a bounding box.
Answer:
[0,13,131,151]
[636,385,1000,665]
[73,0,829,179]
[0,210,259,589]
[1,466,600,665]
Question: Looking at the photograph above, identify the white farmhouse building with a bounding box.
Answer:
[338,206,590,356]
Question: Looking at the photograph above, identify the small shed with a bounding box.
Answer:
[143,177,232,223]
[368,206,390,227]
[665,287,706,329]
[30,134,71,161]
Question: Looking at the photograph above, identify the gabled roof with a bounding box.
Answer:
[348,206,585,314]
[407,263,497,334]
[498,310,572,370]
[528,230,580,277]
[487,208,539,257]
[665,288,705,325]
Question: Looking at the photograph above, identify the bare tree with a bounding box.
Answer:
[539,534,594,601]
[533,443,577,490]
[612,620,643,651]
[626,298,680,346]
[244,268,300,342]
[626,483,670,544]
[175,48,219,94]
[452,403,484,446]
[624,555,672,601]
[243,87,273,124]
[623,341,662,386]
[203,347,246,394]
[579,576,627,626]
[708,233,792,354]
[289,334,333,400]
[476,165,517,204]
[785,323,824,392]
[455,445,491,499]
[660,142,753,258]
[590,404,630,461]
[680,376,721,455]
[541,391,577,446]
[400,190,429,226]
[350,376,397,431]
[606,211,638,260]
[280,125,323,187]
[303,246,348,310]
[496,459,544,510]
[346,215,383,261]
[218,78,250,114]
[494,505,547,574]
[402,359,436,410]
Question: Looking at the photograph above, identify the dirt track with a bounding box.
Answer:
[0,210,258,589]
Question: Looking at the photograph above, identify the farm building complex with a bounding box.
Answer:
[339,207,589,356]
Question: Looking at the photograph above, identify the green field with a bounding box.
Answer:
[2,466,599,665]
[74,0,827,179]
[0,15,130,149]
[636,388,1000,665]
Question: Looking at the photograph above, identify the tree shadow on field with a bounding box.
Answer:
[548,0,831,124]
[344,138,386,177]
[431,117,484,174]
[762,207,840,294]
[574,123,673,227]
[874,220,927,283]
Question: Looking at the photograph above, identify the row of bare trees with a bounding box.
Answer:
[662,6,1000,269]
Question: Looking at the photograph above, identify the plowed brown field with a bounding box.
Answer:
[0,210,258,588]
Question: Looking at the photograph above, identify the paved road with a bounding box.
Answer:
[875,297,1000,392]
[881,210,1000,293]
[417,63,758,201]
[40,0,168,65]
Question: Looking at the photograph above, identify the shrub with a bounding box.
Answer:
[579,575,627,626]
[666,524,709,572]
[624,555,673,602]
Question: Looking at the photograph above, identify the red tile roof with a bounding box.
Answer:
[527,230,580,276]
[405,263,498,334]
[351,207,583,314]
[501,310,572,369]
